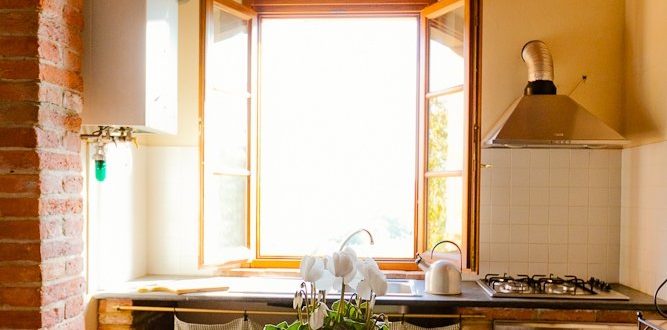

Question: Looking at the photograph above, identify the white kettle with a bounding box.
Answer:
[415,240,462,295]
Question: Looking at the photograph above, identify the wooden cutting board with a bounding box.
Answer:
[137,279,230,295]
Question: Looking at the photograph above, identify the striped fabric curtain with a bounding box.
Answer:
[175,317,262,330]
[388,322,460,330]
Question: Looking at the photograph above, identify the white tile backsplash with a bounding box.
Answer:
[480,148,621,280]
[620,141,667,300]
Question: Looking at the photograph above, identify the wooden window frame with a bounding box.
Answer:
[198,0,482,272]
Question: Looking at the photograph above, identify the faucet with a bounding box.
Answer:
[338,229,374,251]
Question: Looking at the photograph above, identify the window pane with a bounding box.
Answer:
[202,6,251,265]
[427,176,463,249]
[428,92,464,172]
[204,91,248,169]
[428,6,465,93]
[209,6,248,94]
[203,174,249,264]
[258,18,418,258]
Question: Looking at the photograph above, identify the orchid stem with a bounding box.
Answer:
[338,281,345,322]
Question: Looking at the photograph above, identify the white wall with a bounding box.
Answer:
[620,142,667,300]
[479,149,621,281]
[87,143,147,290]
[623,0,667,145]
[146,146,207,275]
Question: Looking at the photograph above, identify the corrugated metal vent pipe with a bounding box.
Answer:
[521,40,557,95]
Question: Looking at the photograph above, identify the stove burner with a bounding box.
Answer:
[478,273,629,300]
[482,274,605,296]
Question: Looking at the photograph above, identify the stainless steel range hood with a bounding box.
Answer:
[484,40,628,149]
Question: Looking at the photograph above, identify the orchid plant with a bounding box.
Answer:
[264,247,389,330]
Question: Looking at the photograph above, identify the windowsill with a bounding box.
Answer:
[215,268,426,280]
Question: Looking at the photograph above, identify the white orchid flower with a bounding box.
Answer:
[356,266,387,299]
[331,249,356,281]
[300,255,324,283]
[356,258,379,279]
[309,302,329,329]
[293,290,304,309]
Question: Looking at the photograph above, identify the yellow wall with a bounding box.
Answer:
[145,0,200,146]
[481,0,625,139]
[623,0,667,146]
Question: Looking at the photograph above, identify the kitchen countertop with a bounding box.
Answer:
[94,276,667,311]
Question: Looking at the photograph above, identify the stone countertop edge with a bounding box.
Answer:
[93,279,667,311]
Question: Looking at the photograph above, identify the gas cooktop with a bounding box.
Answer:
[477,274,629,300]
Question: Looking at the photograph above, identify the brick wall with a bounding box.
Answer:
[0,0,84,329]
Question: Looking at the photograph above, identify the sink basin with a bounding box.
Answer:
[330,279,420,297]
[386,280,417,296]
[226,278,420,297]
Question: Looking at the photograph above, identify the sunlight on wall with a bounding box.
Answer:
[87,143,147,290]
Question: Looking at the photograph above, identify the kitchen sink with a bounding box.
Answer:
[330,279,420,297]
[226,278,420,297]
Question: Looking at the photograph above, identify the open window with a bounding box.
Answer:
[200,0,481,270]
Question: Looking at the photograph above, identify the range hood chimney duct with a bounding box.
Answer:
[522,40,557,95]
[484,40,628,149]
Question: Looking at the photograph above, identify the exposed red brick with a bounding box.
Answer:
[0,59,39,80]
[0,264,41,282]
[42,259,66,281]
[0,286,41,307]
[0,197,40,217]
[40,218,63,239]
[37,104,68,128]
[64,256,83,276]
[42,277,85,305]
[62,215,83,237]
[99,312,133,326]
[0,36,38,57]
[42,256,84,281]
[39,197,82,215]
[0,11,39,35]
[0,174,40,193]
[39,82,63,105]
[41,303,65,327]
[39,0,66,18]
[40,172,63,193]
[62,5,83,29]
[38,39,61,64]
[62,90,82,113]
[41,240,83,260]
[62,48,80,72]
[0,150,40,170]
[0,102,39,125]
[0,242,41,261]
[98,299,133,313]
[0,220,40,239]
[38,18,82,51]
[0,0,40,9]
[38,151,81,171]
[1,0,85,326]
[39,174,82,194]
[62,130,81,152]
[56,315,85,330]
[0,81,40,102]
[39,64,83,91]
[0,310,42,329]
[36,126,61,149]
[0,126,36,148]
[64,295,83,319]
